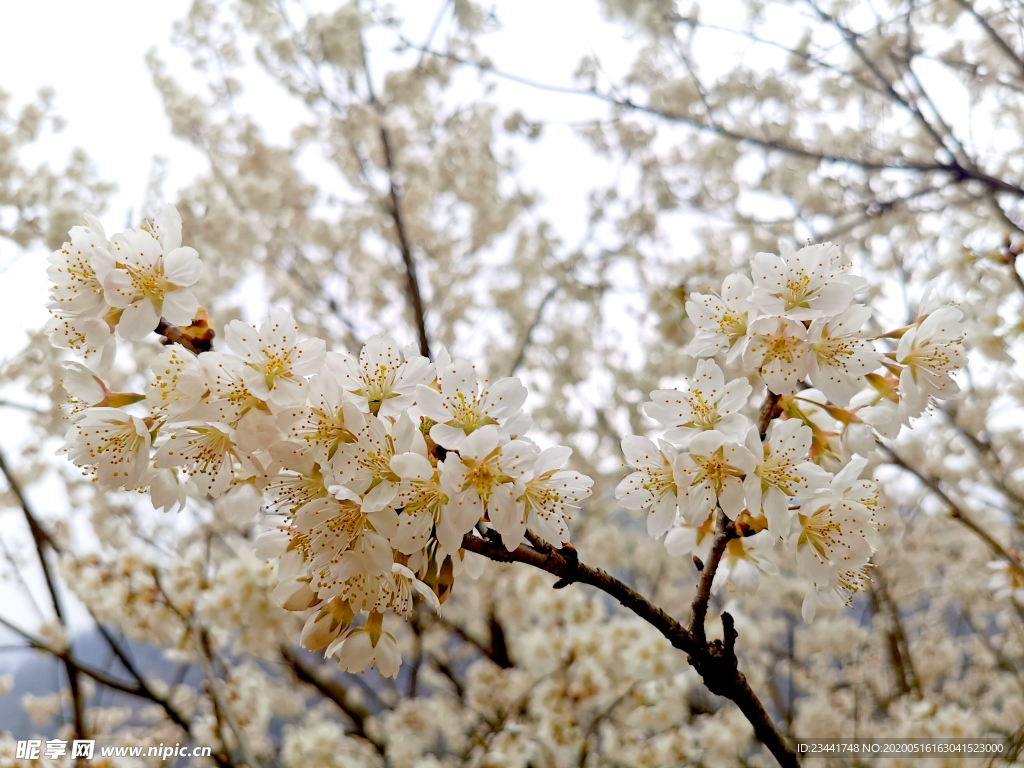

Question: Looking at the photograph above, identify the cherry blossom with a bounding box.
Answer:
[98,204,203,340]
[643,358,752,445]
[225,308,326,406]
[415,358,528,450]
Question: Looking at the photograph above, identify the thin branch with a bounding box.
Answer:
[398,39,1024,199]
[282,646,385,754]
[955,0,1024,80]
[880,444,1024,577]
[688,509,729,645]
[0,448,85,745]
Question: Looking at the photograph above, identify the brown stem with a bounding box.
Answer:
[460,533,799,766]
[688,509,729,645]
[155,318,204,355]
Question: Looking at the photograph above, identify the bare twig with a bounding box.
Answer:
[282,646,385,753]
[880,444,1024,577]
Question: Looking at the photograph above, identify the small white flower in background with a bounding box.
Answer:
[37,620,71,655]
[98,203,204,340]
[674,430,756,526]
[326,334,434,417]
[643,359,752,445]
[615,437,681,539]
[415,358,528,450]
[896,306,966,421]
[684,273,753,360]
[225,308,326,406]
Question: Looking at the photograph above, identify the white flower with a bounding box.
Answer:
[674,430,756,526]
[66,407,151,490]
[643,359,752,445]
[794,457,878,584]
[517,446,593,547]
[714,530,779,595]
[415,359,528,450]
[195,352,267,423]
[615,437,680,539]
[750,242,861,320]
[46,215,112,316]
[439,425,536,553]
[747,420,832,538]
[147,346,207,416]
[276,372,361,461]
[372,452,445,555]
[46,309,116,372]
[300,598,355,652]
[378,563,441,617]
[265,442,330,512]
[807,305,883,406]
[329,617,401,678]
[225,308,326,406]
[684,274,753,360]
[99,204,203,340]
[326,334,434,417]
[149,468,191,513]
[896,306,966,421]
[328,413,425,512]
[154,422,254,498]
[663,515,716,557]
[61,361,106,414]
[743,316,811,395]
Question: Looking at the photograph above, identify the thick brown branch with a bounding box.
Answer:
[461,533,798,766]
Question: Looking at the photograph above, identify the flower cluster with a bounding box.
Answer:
[46,205,203,370]
[51,206,593,677]
[620,242,967,619]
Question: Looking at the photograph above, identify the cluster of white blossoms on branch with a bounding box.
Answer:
[48,206,594,677]
[618,242,967,621]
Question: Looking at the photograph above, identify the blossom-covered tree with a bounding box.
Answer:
[2,1,1024,766]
